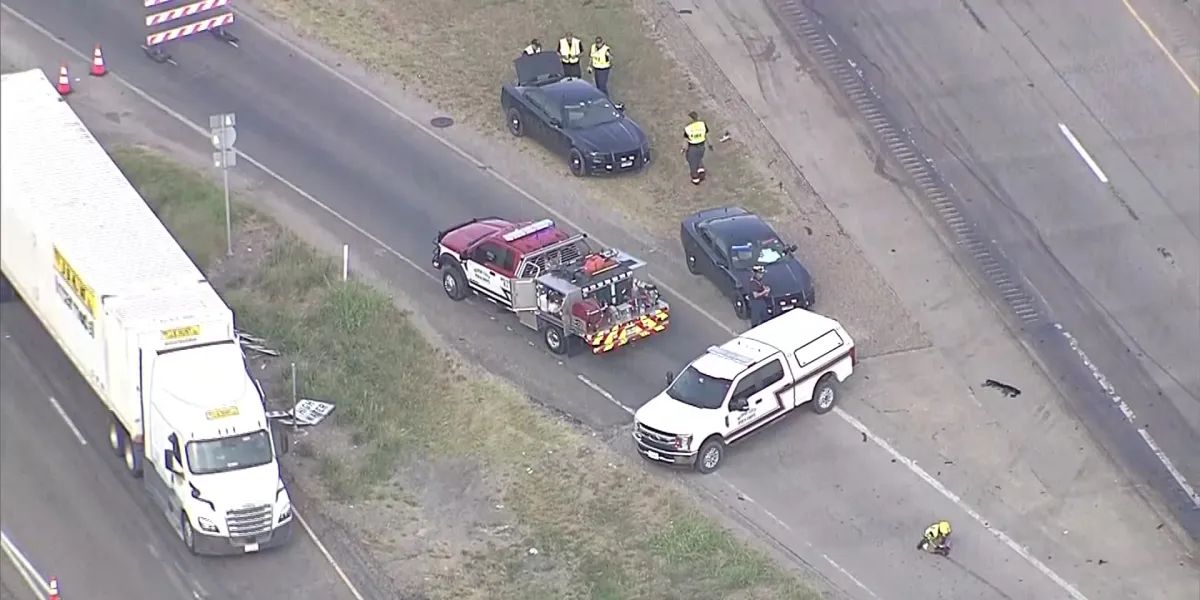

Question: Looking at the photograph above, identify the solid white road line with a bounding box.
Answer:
[292,511,366,600]
[1138,428,1200,508]
[822,553,880,600]
[576,374,635,415]
[1057,123,1109,184]
[1,530,51,597]
[1119,0,1200,95]
[0,5,1092,599]
[47,396,87,445]
[1058,325,1200,509]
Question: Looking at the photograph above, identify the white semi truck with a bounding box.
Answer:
[0,69,293,555]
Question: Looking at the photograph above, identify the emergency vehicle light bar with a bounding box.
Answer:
[705,345,758,366]
[502,219,556,242]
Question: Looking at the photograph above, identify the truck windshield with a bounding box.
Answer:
[186,430,274,475]
[665,366,731,410]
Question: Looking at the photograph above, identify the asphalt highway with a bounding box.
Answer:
[0,285,363,600]
[800,0,1200,533]
[2,1,1190,598]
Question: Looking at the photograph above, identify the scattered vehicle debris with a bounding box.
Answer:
[236,329,280,356]
[982,379,1021,398]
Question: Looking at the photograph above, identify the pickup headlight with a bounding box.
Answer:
[197,516,220,533]
[278,503,293,523]
[673,434,692,451]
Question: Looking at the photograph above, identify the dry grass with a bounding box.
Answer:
[114,145,822,600]
[252,0,794,232]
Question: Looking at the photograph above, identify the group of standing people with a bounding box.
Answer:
[520,32,710,188]
[522,32,612,95]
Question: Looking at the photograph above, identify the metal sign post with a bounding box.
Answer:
[209,113,236,256]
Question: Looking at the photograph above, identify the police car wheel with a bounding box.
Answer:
[686,254,700,275]
[441,266,468,301]
[568,148,586,177]
[733,297,750,320]
[507,108,524,137]
[811,374,838,414]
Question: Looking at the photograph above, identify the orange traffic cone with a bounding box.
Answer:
[47,576,60,600]
[55,63,71,95]
[90,45,106,76]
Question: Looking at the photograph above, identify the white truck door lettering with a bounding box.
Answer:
[727,358,788,442]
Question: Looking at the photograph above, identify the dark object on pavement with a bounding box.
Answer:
[982,379,1022,398]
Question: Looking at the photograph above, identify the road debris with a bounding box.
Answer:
[236,329,280,356]
[982,379,1021,398]
[265,398,337,426]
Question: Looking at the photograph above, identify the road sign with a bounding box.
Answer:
[212,149,237,169]
[211,127,236,150]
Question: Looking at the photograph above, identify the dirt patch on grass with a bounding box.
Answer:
[114,145,826,600]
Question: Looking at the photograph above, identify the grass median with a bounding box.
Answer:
[252,0,794,233]
[113,145,822,600]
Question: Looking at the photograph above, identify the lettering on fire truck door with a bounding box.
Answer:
[467,242,514,304]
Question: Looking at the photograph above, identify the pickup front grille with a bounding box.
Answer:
[226,504,273,537]
[635,422,679,451]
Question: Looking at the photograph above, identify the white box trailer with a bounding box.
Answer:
[0,69,293,555]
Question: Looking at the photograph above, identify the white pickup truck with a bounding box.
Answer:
[1,69,293,555]
[633,308,856,473]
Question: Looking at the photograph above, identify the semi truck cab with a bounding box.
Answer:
[110,290,293,555]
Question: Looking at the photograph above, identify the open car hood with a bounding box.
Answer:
[514,52,565,86]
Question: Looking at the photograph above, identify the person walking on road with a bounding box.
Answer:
[748,265,772,327]
[522,38,542,55]
[589,36,613,95]
[559,32,583,78]
[682,111,709,185]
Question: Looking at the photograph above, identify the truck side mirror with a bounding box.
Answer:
[272,421,291,456]
[665,371,675,386]
[730,397,749,412]
[164,449,183,475]
[787,243,798,253]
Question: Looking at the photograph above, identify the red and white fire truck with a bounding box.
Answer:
[431,217,670,355]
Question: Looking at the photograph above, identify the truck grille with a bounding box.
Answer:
[226,504,273,537]
[634,422,679,451]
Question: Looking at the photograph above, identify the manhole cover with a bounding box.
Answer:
[430,116,454,128]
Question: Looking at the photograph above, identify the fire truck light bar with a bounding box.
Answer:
[502,219,555,242]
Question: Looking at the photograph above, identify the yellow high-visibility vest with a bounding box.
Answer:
[685,120,708,144]
[559,37,582,63]
[590,44,611,69]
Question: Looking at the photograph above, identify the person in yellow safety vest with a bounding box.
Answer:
[522,38,542,56]
[559,32,583,79]
[589,36,612,95]
[682,111,709,185]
